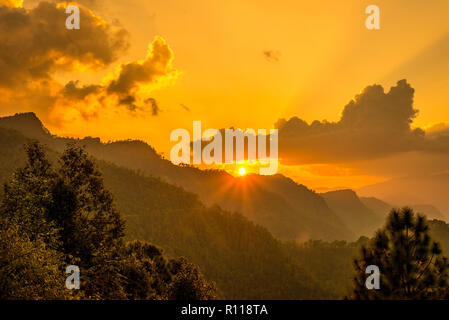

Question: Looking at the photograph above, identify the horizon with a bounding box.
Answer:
[0,110,395,193]
[1,1,449,192]
[3,0,449,305]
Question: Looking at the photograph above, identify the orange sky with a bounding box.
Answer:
[6,0,449,190]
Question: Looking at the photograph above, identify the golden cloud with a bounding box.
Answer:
[58,36,179,117]
[275,80,427,164]
[0,1,178,126]
[0,2,129,88]
[0,0,23,8]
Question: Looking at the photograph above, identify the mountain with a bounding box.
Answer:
[429,220,449,254]
[411,204,446,220]
[0,113,352,241]
[320,190,384,238]
[358,174,449,219]
[237,174,354,241]
[0,123,336,299]
[362,196,446,223]
[361,195,447,222]
[3,113,449,299]
[360,197,392,217]
[0,112,50,140]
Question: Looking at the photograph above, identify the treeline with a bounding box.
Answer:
[0,127,339,299]
[3,127,449,299]
[99,160,330,299]
[0,142,215,300]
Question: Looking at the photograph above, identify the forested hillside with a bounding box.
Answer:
[3,113,449,299]
[321,190,384,238]
[0,113,353,241]
[0,142,216,300]
[0,125,332,299]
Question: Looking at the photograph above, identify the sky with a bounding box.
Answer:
[2,0,449,191]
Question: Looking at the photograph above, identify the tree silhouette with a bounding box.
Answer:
[168,257,217,300]
[352,207,449,299]
[1,141,58,245]
[49,143,125,267]
[0,219,71,299]
[0,141,216,299]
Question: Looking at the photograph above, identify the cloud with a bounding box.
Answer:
[144,97,160,116]
[263,50,281,62]
[57,36,177,116]
[0,0,23,7]
[62,81,102,100]
[275,80,443,165]
[24,0,100,10]
[425,122,449,137]
[104,36,178,110]
[0,2,128,88]
[180,103,190,112]
[0,2,178,125]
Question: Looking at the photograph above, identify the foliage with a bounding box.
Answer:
[351,207,449,299]
[167,257,217,300]
[4,126,449,299]
[0,218,71,300]
[0,141,215,300]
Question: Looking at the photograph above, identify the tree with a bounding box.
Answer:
[119,241,172,300]
[49,143,125,266]
[0,141,216,300]
[0,217,71,300]
[1,141,58,245]
[351,207,449,299]
[168,257,216,300]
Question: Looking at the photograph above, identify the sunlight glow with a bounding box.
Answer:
[238,167,246,176]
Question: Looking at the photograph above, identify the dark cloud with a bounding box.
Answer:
[57,36,176,116]
[180,103,190,112]
[0,2,177,124]
[119,95,138,111]
[1,0,22,7]
[275,80,440,165]
[62,81,102,100]
[24,0,100,10]
[426,123,449,137]
[144,98,160,116]
[263,50,281,62]
[0,2,129,88]
[106,36,176,97]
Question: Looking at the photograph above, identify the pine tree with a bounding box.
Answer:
[168,257,217,300]
[1,141,58,245]
[0,141,217,300]
[49,143,125,266]
[0,218,72,300]
[351,207,449,299]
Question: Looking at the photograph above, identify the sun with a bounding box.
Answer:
[238,167,246,176]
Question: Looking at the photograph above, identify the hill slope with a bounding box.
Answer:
[0,112,352,241]
[0,125,332,299]
[358,174,449,219]
[321,190,384,238]
[361,197,447,221]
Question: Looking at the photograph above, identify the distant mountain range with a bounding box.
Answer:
[358,175,449,220]
[0,115,329,299]
[2,112,449,299]
[0,113,353,240]
[320,190,384,237]
[0,112,446,242]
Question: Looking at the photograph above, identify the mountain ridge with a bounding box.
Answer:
[0,112,354,241]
